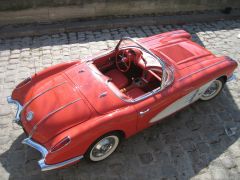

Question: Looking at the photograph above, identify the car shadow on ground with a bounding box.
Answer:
[0,20,239,179]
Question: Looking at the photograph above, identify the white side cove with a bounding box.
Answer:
[149,81,213,123]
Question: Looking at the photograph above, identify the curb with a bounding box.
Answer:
[0,10,240,39]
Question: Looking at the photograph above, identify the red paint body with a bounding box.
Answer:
[11,30,237,166]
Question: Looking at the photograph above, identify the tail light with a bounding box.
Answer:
[50,136,71,153]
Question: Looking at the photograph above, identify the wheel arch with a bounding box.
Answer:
[85,129,126,153]
[83,129,126,161]
[106,129,126,139]
[218,75,227,83]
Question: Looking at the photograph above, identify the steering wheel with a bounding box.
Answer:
[115,49,133,72]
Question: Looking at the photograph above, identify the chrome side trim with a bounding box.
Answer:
[22,138,83,171]
[38,155,83,171]
[227,73,237,82]
[29,98,81,138]
[7,96,23,124]
[178,59,226,81]
[22,82,67,110]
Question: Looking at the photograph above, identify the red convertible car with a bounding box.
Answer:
[8,30,237,171]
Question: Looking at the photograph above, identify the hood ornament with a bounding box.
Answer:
[26,111,34,121]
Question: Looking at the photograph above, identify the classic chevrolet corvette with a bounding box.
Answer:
[7,30,237,171]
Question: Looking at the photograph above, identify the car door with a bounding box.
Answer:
[133,88,175,131]
[134,80,213,131]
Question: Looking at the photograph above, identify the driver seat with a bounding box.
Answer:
[105,69,129,89]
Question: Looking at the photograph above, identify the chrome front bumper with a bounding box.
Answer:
[22,138,84,171]
[7,96,23,124]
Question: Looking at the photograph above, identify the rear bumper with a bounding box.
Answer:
[8,96,84,171]
[22,138,83,171]
[7,96,23,124]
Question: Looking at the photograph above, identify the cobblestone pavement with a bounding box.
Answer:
[0,19,240,180]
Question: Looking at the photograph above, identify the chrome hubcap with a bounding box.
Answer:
[92,138,114,157]
[90,136,119,161]
[203,81,220,97]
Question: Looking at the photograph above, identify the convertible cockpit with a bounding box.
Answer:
[91,37,172,102]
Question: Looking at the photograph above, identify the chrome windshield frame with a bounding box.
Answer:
[115,37,166,71]
[115,37,174,90]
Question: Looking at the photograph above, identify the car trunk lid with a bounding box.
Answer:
[18,73,92,144]
[65,63,126,114]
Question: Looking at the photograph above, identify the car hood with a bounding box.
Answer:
[151,40,215,70]
[139,30,215,70]
[12,64,92,144]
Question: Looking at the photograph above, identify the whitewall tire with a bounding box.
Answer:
[200,78,225,101]
[85,133,120,162]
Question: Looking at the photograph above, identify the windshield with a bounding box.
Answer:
[116,38,166,68]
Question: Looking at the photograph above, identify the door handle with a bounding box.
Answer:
[139,108,150,116]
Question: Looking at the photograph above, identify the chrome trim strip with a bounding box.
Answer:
[178,59,226,81]
[29,98,81,137]
[227,73,237,82]
[7,96,23,124]
[22,82,67,110]
[22,138,83,171]
[38,155,83,171]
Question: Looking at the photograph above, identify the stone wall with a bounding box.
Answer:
[0,0,240,24]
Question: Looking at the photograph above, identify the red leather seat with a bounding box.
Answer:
[126,88,145,99]
[105,69,129,89]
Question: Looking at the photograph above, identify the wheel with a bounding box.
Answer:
[85,132,121,162]
[200,78,225,101]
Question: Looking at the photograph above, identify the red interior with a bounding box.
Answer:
[93,48,162,99]
[104,69,129,89]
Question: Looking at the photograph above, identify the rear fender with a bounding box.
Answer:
[43,105,137,165]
